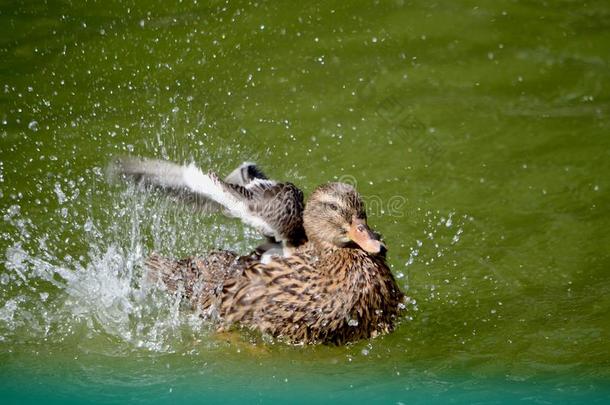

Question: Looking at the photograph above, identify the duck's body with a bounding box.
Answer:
[146,182,406,345]
[148,242,403,344]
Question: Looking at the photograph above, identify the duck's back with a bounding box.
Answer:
[146,251,254,316]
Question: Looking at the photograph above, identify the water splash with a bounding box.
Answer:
[403,210,469,271]
[0,173,255,353]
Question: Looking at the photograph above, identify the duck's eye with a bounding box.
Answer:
[326,202,339,212]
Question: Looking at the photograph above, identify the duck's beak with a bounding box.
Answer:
[348,218,383,254]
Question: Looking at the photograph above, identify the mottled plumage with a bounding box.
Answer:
[146,182,405,345]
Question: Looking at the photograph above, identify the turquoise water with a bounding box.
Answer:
[1,360,608,404]
[1,0,610,403]
[1,349,609,404]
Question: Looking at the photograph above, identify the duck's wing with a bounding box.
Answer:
[110,157,306,246]
[110,157,269,213]
[224,161,269,185]
[109,156,219,212]
[182,164,306,245]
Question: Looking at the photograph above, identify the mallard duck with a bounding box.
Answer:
[146,182,405,345]
[110,157,307,255]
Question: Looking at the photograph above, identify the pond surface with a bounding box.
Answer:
[1,0,609,403]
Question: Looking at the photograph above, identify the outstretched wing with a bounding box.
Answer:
[110,157,272,212]
[109,156,221,212]
[110,157,306,247]
[182,164,305,245]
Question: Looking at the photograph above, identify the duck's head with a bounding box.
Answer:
[303,182,385,254]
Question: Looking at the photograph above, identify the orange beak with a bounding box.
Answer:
[347,218,383,254]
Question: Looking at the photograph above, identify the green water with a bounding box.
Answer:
[1,0,609,403]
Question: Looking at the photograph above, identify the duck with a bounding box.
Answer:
[146,182,406,345]
[110,157,307,257]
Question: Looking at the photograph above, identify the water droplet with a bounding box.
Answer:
[54,183,66,204]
